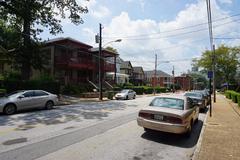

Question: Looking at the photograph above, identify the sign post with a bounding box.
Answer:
[208,71,213,117]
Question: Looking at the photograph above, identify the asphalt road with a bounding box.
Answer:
[37,113,206,160]
[0,95,207,160]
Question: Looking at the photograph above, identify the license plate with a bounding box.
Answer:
[154,114,163,121]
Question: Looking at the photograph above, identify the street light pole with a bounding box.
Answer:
[99,23,103,100]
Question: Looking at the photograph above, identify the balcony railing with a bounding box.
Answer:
[55,56,97,70]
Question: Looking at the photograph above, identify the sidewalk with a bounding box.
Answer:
[194,94,240,160]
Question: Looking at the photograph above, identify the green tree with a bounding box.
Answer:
[197,45,239,87]
[189,72,207,89]
[105,46,118,53]
[0,0,88,80]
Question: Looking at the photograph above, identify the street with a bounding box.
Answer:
[0,95,207,160]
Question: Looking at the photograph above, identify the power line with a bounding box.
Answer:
[106,18,240,41]
[214,37,240,39]
[103,13,240,39]
[115,29,238,55]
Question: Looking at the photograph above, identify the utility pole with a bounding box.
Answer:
[99,23,103,100]
[154,54,157,95]
[172,66,175,93]
[206,0,216,103]
[213,44,216,102]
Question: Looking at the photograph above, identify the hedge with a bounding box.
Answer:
[3,80,60,94]
[61,83,95,95]
[0,89,6,97]
[122,86,167,95]
[123,86,144,95]
[225,90,240,106]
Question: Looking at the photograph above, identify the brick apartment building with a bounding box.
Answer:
[40,37,118,85]
[175,74,193,90]
[144,70,173,88]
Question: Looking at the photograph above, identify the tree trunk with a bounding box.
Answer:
[21,4,31,80]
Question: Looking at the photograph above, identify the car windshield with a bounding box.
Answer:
[149,97,184,110]
[5,90,25,97]
[120,90,129,93]
[185,92,202,98]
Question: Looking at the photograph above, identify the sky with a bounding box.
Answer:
[40,0,240,76]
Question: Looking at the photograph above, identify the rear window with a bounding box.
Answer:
[149,97,184,110]
[184,92,202,98]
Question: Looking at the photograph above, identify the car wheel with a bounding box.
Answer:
[45,101,54,110]
[133,95,136,99]
[4,104,17,115]
[185,121,193,137]
[125,96,128,100]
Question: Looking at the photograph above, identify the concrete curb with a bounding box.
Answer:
[192,107,209,160]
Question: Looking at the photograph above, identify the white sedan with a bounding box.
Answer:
[137,95,199,136]
[115,89,136,100]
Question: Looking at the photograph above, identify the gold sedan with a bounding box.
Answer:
[137,95,199,136]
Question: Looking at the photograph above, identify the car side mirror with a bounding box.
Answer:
[18,95,25,99]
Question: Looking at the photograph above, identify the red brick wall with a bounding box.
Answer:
[175,76,192,90]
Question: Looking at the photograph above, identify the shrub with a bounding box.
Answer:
[107,91,115,100]
[231,92,238,103]
[0,89,6,97]
[123,83,134,87]
[123,86,144,95]
[3,79,60,94]
[237,95,240,107]
[143,86,154,94]
[225,90,240,103]
[225,90,231,99]
[155,87,167,93]
[61,83,94,95]
[113,86,121,91]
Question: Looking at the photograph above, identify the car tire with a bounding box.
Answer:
[125,96,128,100]
[4,104,17,115]
[45,101,54,110]
[133,95,136,99]
[185,121,193,137]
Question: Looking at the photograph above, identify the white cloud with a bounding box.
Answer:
[79,0,111,19]
[97,0,240,75]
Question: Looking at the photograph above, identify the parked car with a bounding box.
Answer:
[137,95,199,136]
[184,92,206,110]
[115,89,136,100]
[194,90,209,106]
[0,90,58,115]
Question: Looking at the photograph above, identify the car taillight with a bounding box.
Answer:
[164,116,182,124]
[138,112,153,119]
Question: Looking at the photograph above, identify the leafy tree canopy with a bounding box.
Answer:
[0,0,88,79]
[197,44,239,87]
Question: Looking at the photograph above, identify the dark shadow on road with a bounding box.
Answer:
[0,101,137,131]
[141,120,203,148]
